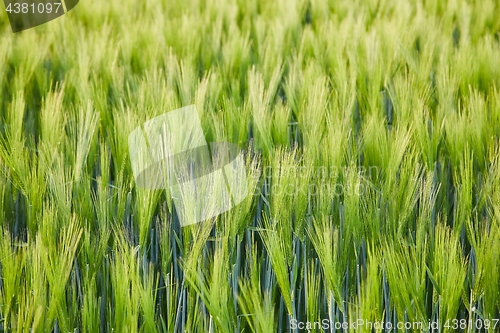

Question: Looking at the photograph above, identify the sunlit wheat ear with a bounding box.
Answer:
[184,236,237,332]
[39,214,82,331]
[238,242,277,333]
[39,84,67,167]
[429,223,467,326]
[358,245,383,326]
[259,214,293,315]
[109,228,142,332]
[222,151,262,236]
[383,238,428,324]
[17,237,46,331]
[306,215,345,311]
[0,229,22,330]
[247,65,283,155]
[71,102,99,184]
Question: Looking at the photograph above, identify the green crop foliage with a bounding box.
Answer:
[1,0,500,332]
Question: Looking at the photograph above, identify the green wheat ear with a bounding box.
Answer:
[1,0,500,330]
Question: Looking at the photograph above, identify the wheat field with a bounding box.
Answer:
[1,0,500,332]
